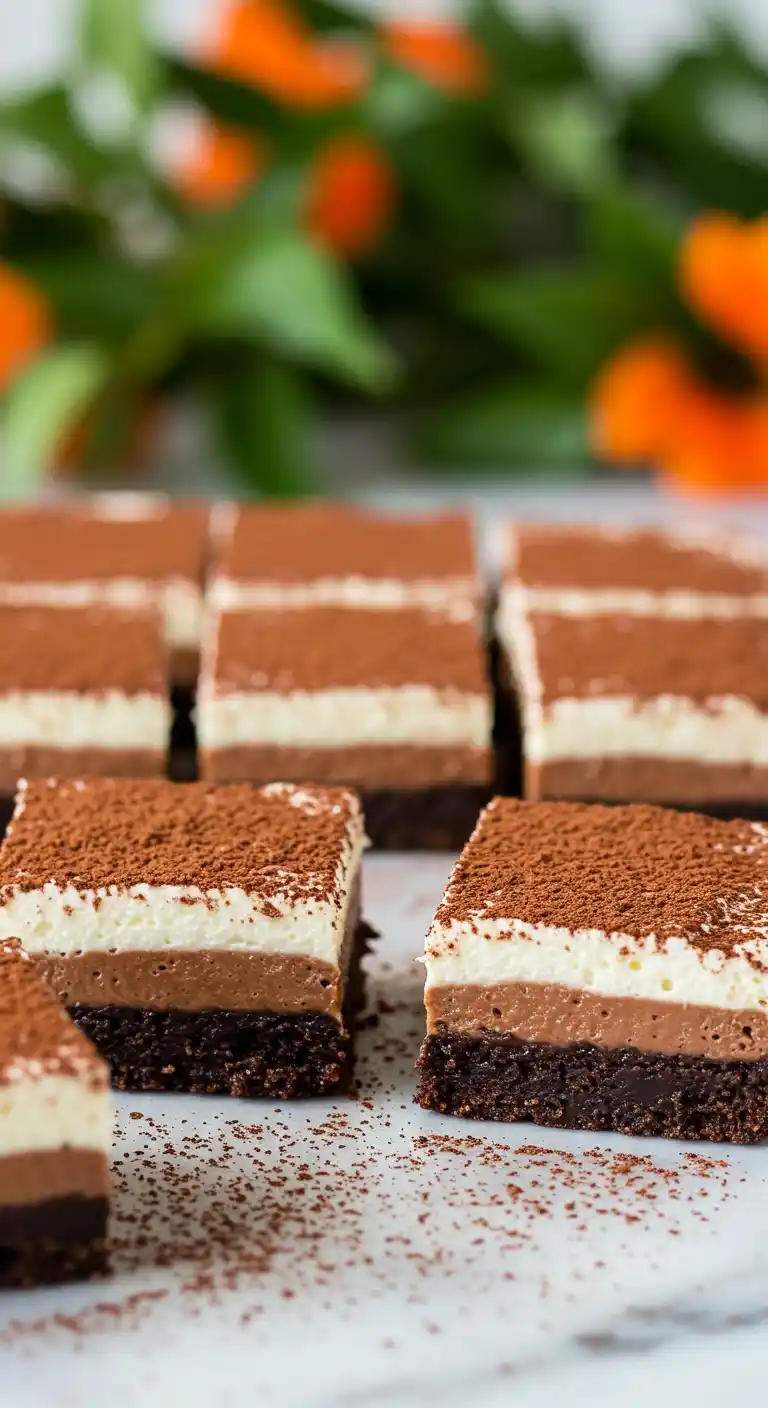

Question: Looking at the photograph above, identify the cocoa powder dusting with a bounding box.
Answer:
[433,796,768,959]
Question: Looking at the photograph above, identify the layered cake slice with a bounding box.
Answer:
[416,797,768,1143]
[0,939,110,1287]
[501,522,768,617]
[0,496,208,685]
[0,778,367,1098]
[197,603,493,848]
[210,502,480,611]
[497,598,768,807]
[0,605,170,798]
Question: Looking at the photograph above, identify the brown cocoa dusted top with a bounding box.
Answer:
[529,611,768,707]
[0,939,106,1087]
[434,797,768,958]
[0,606,166,694]
[220,502,477,584]
[0,778,360,904]
[0,500,208,584]
[509,523,767,594]
[209,605,489,695]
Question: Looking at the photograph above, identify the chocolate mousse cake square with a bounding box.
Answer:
[210,502,480,612]
[0,496,208,685]
[501,522,768,617]
[197,603,493,849]
[0,604,170,796]
[0,939,110,1287]
[497,600,768,808]
[416,797,768,1143]
[0,778,367,1098]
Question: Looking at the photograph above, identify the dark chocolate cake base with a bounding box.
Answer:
[416,1031,768,1143]
[0,1194,108,1290]
[362,785,491,850]
[69,921,373,1098]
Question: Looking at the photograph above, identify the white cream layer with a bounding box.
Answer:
[497,592,768,765]
[209,575,480,613]
[0,1075,111,1158]
[424,918,768,1012]
[0,798,365,963]
[520,586,768,618]
[197,686,491,750]
[0,579,203,650]
[0,691,169,749]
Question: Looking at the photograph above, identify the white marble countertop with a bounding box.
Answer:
[4,853,768,1408]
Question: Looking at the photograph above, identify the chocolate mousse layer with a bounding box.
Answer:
[0,746,165,794]
[528,756,768,806]
[201,742,491,789]
[427,981,768,1061]
[0,1148,109,1209]
[37,950,348,1015]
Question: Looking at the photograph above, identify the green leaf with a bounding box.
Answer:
[411,383,588,469]
[181,228,397,393]
[215,361,316,496]
[508,89,617,194]
[2,345,110,497]
[460,267,656,384]
[585,188,679,283]
[80,0,160,112]
[0,88,112,185]
[21,256,157,342]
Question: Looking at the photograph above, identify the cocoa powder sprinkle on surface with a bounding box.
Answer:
[0,778,359,899]
[432,796,768,958]
[510,524,767,595]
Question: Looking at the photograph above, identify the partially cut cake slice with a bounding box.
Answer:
[416,797,768,1143]
[0,778,367,1098]
[0,939,110,1287]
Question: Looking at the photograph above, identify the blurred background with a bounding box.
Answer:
[1,0,768,508]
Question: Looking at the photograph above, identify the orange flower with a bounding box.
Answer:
[382,20,489,96]
[679,213,768,365]
[202,0,367,109]
[0,263,51,393]
[172,121,266,209]
[306,136,395,258]
[591,336,768,494]
[590,339,692,463]
[662,387,768,493]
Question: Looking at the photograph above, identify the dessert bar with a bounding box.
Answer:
[0,604,170,796]
[198,603,493,848]
[210,502,480,612]
[0,939,110,1287]
[416,797,768,1142]
[496,598,768,807]
[0,496,208,685]
[501,523,768,617]
[0,778,367,1098]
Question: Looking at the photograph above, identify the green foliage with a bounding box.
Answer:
[0,1,764,494]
